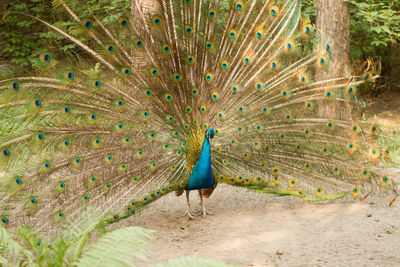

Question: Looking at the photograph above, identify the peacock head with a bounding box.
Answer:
[205,128,215,140]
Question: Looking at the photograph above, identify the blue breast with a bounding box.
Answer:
[185,135,214,190]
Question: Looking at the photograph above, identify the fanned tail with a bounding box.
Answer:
[0,0,398,237]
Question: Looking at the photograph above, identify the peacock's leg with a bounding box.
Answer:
[180,190,194,220]
[198,190,213,217]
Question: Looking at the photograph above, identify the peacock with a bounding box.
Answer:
[0,0,398,237]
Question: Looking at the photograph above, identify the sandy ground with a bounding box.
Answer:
[109,94,400,267]
[115,184,400,267]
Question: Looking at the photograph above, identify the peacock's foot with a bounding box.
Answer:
[203,208,214,217]
[180,208,195,220]
[195,208,214,217]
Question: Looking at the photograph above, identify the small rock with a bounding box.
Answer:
[276,249,284,256]
[180,226,185,230]
[367,214,372,217]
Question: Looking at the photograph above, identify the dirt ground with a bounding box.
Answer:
[364,91,400,124]
[114,93,400,267]
[120,185,400,267]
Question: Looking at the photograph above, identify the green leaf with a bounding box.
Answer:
[0,226,35,266]
[73,227,153,267]
[381,25,391,34]
[0,254,9,265]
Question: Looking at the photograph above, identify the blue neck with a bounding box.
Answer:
[185,134,214,190]
[198,136,211,167]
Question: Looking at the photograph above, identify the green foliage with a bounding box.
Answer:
[344,0,400,61]
[0,225,34,266]
[0,0,129,67]
[0,215,152,266]
[3,0,399,70]
[75,226,152,266]
[301,0,316,22]
[0,212,111,266]
[0,213,231,266]
[1,0,54,67]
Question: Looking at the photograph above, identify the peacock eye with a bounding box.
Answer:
[1,217,9,224]
[44,54,51,62]
[12,82,19,90]
[107,45,115,53]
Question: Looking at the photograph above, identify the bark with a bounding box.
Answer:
[316,0,352,119]
[389,42,400,91]
[316,0,351,78]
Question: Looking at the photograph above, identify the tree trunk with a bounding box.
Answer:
[316,0,351,119]
[316,0,351,77]
[389,42,400,92]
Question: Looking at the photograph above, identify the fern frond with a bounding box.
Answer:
[73,226,153,267]
[63,210,108,265]
[0,225,34,266]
